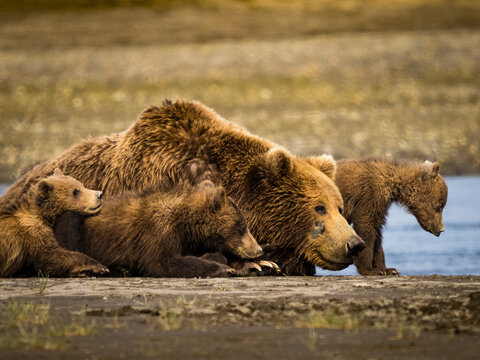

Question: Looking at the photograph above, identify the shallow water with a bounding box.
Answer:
[1,177,479,276]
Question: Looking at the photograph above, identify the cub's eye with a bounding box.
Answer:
[73,189,79,196]
[435,205,443,213]
[315,205,326,215]
[338,207,343,215]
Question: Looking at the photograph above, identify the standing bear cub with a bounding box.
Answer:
[0,169,108,277]
[79,180,263,278]
[336,159,448,276]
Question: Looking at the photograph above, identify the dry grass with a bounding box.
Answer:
[0,1,479,182]
[296,310,363,331]
[0,302,97,350]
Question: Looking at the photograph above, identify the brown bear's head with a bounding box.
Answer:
[247,149,364,271]
[193,180,263,260]
[35,168,103,217]
[403,161,448,236]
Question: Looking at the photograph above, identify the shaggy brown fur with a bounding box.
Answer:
[0,169,108,277]
[79,180,262,278]
[336,159,448,276]
[53,157,221,253]
[5,100,364,275]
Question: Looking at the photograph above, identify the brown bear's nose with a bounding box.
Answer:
[346,236,365,258]
[96,191,103,200]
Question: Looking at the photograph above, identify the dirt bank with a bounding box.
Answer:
[1,276,479,359]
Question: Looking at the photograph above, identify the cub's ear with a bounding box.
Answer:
[36,180,54,206]
[186,159,207,184]
[203,185,226,210]
[196,180,225,209]
[304,154,336,181]
[38,180,54,197]
[196,179,215,191]
[422,160,440,180]
[213,187,227,209]
[53,168,64,176]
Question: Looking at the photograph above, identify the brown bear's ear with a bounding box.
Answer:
[53,168,64,176]
[422,160,440,180]
[304,154,336,181]
[263,148,293,178]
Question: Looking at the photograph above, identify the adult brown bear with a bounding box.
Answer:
[3,100,364,275]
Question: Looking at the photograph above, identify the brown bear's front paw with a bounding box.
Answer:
[70,263,110,277]
[232,260,281,276]
[258,260,282,275]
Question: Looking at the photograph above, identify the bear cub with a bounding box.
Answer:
[0,169,108,277]
[336,159,448,276]
[79,179,264,278]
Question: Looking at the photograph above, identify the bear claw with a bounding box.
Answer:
[259,260,281,274]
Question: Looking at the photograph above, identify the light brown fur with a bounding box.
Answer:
[0,169,108,277]
[336,159,448,275]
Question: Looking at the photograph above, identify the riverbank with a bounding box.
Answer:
[1,1,479,181]
[1,276,479,359]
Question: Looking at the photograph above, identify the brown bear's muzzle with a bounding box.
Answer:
[345,235,365,259]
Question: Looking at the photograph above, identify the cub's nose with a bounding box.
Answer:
[255,246,264,258]
[96,191,103,200]
[346,236,365,258]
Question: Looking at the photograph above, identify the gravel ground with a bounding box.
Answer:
[1,276,479,359]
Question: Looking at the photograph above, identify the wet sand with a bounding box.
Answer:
[1,275,479,359]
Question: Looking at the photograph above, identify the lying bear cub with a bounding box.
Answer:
[78,179,264,278]
[0,169,108,277]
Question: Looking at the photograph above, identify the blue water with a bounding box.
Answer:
[1,177,479,276]
[317,176,480,276]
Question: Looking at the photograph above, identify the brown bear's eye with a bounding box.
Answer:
[338,207,343,215]
[315,205,326,215]
[73,189,79,196]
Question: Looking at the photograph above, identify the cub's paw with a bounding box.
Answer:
[210,264,237,278]
[383,268,400,276]
[70,262,110,277]
[359,268,400,276]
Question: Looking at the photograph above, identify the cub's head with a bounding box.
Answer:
[406,161,448,237]
[35,168,103,216]
[193,180,263,260]
[246,149,364,271]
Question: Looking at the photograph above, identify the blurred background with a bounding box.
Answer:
[0,0,479,275]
